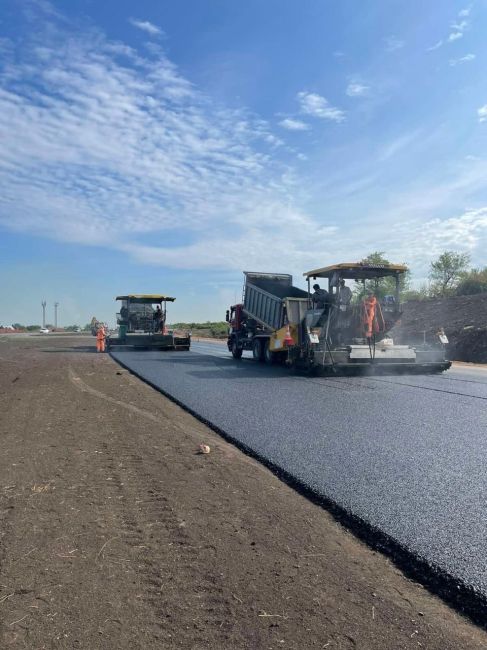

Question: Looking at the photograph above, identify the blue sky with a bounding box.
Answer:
[1,0,486,326]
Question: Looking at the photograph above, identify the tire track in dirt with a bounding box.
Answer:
[68,367,242,648]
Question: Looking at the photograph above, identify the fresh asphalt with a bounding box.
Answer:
[111,340,487,617]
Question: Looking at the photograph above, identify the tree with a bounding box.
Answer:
[429,251,470,296]
[353,252,411,301]
[401,284,430,302]
[456,267,487,296]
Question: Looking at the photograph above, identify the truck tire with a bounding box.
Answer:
[231,340,243,359]
[252,338,264,362]
[264,340,274,364]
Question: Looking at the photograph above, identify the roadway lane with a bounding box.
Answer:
[111,341,487,609]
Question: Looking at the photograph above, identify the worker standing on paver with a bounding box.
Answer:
[362,293,378,339]
[96,324,106,353]
[338,279,353,308]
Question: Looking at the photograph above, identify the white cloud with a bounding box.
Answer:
[346,82,369,97]
[278,118,310,131]
[451,20,468,31]
[384,36,405,52]
[448,15,469,42]
[478,105,487,123]
[448,31,463,42]
[333,51,345,58]
[2,4,486,283]
[427,40,443,51]
[297,91,345,122]
[129,18,163,36]
[430,9,470,50]
[0,15,345,273]
[449,53,475,66]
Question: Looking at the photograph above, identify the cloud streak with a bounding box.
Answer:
[478,105,487,123]
[428,7,471,51]
[297,91,345,122]
[278,118,310,131]
[346,82,369,97]
[450,53,475,66]
[129,18,163,36]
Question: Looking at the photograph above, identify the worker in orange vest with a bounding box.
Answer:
[96,325,106,353]
[362,293,378,339]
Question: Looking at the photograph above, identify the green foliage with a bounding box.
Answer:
[11,323,24,330]
[82,324,93,331]
[456,267,487,296]
[401,285,430,301]
[347,250,484,303]
[65,325,81,331]
[429,251,470,296]
[353,252,410,301]
[170,321,228,338]
[26,325,41,331]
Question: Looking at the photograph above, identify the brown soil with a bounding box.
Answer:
[393,293,487,363]
[1,336,486,650]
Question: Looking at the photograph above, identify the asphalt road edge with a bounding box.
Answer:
[110,351,487,630]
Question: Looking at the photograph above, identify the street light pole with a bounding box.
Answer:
[41,301,47,328]
[54,302,59,329]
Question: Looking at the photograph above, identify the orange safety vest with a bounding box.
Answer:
[362,295,378,339]
[96,327,106,340]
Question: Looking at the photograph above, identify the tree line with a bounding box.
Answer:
[359,251,486,301]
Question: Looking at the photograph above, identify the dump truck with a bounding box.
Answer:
[107,294,190,351]
[226,265,451,373]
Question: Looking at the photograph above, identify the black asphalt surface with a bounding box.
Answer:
[111,341,487,611]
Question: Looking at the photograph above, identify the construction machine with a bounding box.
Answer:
[90,316,107,336]
[226,264,451,374]
[106,295,190,351]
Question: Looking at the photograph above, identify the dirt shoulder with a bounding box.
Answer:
[1,337,486,650]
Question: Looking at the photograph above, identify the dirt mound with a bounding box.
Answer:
[392,293,487,363]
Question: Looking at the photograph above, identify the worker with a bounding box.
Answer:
[338,279,353,308]
[312,284,329,310]
[154,305,163,332]
[362,292,378,339]
[96,324,106,353]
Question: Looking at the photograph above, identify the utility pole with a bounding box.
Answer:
[54,302,59,329]
[41,301,47,328]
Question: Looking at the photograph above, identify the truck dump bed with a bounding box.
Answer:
[243,272,308,330]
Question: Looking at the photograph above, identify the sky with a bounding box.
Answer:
[1,0,487,326]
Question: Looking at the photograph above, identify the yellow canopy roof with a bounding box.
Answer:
[304,262,408,280]
[116,295,176,303]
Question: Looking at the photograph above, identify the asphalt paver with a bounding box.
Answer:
[111,342,487,610]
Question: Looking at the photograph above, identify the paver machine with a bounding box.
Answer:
[107,294,190,351]
[226,264,451,374]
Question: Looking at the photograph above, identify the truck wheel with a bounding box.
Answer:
[264,340,274,364]
[252,338,264,362]
[231,340,243,359]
